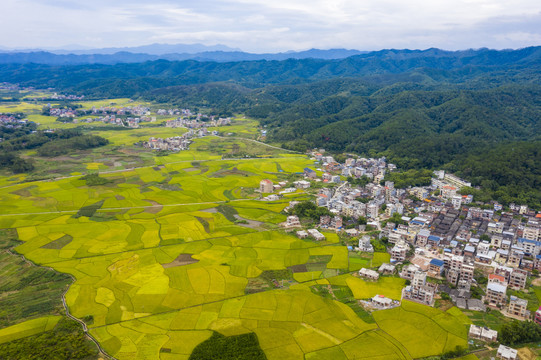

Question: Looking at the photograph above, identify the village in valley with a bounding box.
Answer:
[0,86,540,360]
[255,149,541,359]
[142,116,232,151]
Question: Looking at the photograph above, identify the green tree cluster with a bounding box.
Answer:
[499,321,541,346]
[289,201,333,221]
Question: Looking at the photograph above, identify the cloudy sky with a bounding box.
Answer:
[2,0,540,52]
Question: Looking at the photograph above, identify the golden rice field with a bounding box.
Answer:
[0,119,471,359]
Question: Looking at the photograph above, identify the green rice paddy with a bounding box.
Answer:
[0,108,472,359]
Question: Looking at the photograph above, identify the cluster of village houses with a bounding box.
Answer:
[143,116,232,151]
[46,104,155,128]
[0,114,27,126]
[259,149,541,359]
[0,115,29,142]
[42,105,233,129]
[49,92,84,100]
[0,82,22,91]
[143,129,211,152]
[165,116,231,128]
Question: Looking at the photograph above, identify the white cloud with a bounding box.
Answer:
[0,0,539,51]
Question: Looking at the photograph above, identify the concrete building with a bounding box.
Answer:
[293,180,311,189]
[307,229,325,241]
[523,226,540,241]
[486,282,507,307]
[416,229,430,247]
[508,268,528,290]
[371,294,394,309]
[428,259,445,276]
[391,241,409,262]
[286,215,301,227]
[358,236,374,252]
[259,179,273,193]
[359,268,380,281]
[468,324,498,342]
[496,345,517,360]
[367,204,379,219]
[451,195,462,210]
[507,296,528,319]
[400,264,419,280]
[402,271,436,306]
[378,263,396,275]
[534,306,541,326]
[495,266,527,290]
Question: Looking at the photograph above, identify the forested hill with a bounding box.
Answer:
[1,46,540,207]
[0,47,540,97]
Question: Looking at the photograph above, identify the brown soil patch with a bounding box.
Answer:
[245,278,272,294]
[143,199,163,214]
[532,277,541,286]
[115,195,125,201]
[162,254,199,269]
[517,347,537,360]
[11,185,36,197]
[119,148,144,155]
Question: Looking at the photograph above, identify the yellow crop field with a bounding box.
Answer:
[0,316,61,344]
[0,115,471,359]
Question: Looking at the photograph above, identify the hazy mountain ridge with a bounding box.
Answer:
[1,46,539,96]
[0,48,365,65]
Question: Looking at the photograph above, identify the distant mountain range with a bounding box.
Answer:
[0,43,240,55]
[0,43,366,65]
[1,46,540,98]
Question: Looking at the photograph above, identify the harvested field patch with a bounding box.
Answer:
[209,167,254,178]
[10,185,37,197]
[245,278,273,294]
[162,254,200,269]
[143,200,163,214]
[288,264,308,273]
[41,234,73,249]
[195,216,211,233]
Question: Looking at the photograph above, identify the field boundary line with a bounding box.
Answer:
[215,135,302,154]
[0,198,259,217]
[37,232,273,265]
[0,154,307,190]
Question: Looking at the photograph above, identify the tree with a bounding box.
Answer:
[499,321,541,346]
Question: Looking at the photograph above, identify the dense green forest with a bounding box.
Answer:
[0,229,99,359]
[188,332,266,360]
[0,127,109,173]
[0,317,98,360]
[0,47,539,207]
[0,47,540,97]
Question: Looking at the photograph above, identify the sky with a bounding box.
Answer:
[2,0,541,52]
